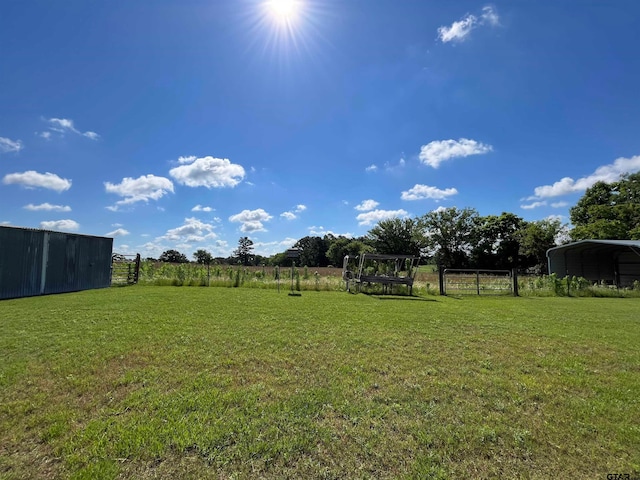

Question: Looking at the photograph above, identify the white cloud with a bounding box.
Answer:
[229,208,273,233]
[40,219,80,232]
[280,204,306,220]
[520,201,547,210]
[2,170,72,192]
[159,217,217,243]
[106,228,130,237]
[0,137,23,153]
[438,5,500,43]
[38,131,52,140]
[169,156,245,188]
[401,184,458,201]
[356,209,409,226]
[253,238,298,256]
[192,204,214,212]
[419,138,492,168]
[105,174,174,210]
[365,164,378,173]
[355,199,380,211]
[24,203,71,212]
[528,155,640,199]
[43,117,100,140]
[551,201,568,208]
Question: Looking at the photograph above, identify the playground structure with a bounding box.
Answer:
[343,253,420,295]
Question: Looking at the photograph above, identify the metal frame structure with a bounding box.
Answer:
[547,240,640,288]
[343,253,419,295]
[110,253,141,285]
[440,268,516,296]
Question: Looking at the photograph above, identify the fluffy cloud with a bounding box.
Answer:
[308,226,353,237]
[229,208,273,233]
[24,203,71,212]
[365,164,378,173]
[105,228,130,237]
[0,137,23,153]
[159,217,217,243]
[401,184,458,201]
[192,204,214,212]
[356,209,409,226]
[419,138,492,168]
[105,174,174,210]
[169,156,245,188]
[41,117,99,140]
[40,219,79,232]
[280,204,307,220]
[528,155,640,199]
[438,5,499,43]
[2,170,72,192]
[520,201,547,210]
[355,199,380,211]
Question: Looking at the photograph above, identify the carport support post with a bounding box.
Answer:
[512,268,519,297]
[438,265,445,296]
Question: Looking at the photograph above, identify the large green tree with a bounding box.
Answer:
[325,237,373,266]
[193,249,213,265]
[517,218,565,274]
[471,213,525,269]
[293,236,329,267]
[159,249,189,263]
[365,218,425,256]
[570,173,640,240]
[233,237,254,266]
[419,207,479,268]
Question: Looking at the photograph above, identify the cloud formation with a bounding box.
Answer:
[40,219,79,232]
[229,208,273,233]
[354,199,380,211]
[169,156,245,188]
[0,137,23,153]
[419,138,493,168]
[401,184,458,201]
[192,204,214,212]
[280,204,307,220]
[105,228,130,237]
[438,5,499,43]
[105,174,174,210]
[356,209,408,226]
[2,170,72,192]
[41,117,99,140]
[24,203,71,212]
[527,155,640,199]
[159,217,217,243]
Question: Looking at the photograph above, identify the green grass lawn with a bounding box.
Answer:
[1,287,639,479]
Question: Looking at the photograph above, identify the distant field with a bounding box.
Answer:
[1,287,639,479]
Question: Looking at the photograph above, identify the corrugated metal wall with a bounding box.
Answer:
[0,226,113,300]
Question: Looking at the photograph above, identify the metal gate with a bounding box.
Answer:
[441,268,516,296]
[111,253,141,285]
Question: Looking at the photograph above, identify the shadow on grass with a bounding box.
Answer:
[373,296,439,302]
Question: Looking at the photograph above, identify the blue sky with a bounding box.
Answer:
[2,0,640,258]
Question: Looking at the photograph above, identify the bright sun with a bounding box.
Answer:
[266,0,300,23]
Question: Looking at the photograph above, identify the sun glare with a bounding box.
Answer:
[266,0,300,23]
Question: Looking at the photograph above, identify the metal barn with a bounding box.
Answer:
[547,239,640,288]
[0,226,113,300]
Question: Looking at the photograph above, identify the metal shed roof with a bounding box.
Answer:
[547,239,640,256]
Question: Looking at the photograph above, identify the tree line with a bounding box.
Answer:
[153,173,640,273]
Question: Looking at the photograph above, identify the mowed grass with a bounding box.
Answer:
[1,288,639,479]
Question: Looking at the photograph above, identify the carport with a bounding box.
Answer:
[547,240,640,287]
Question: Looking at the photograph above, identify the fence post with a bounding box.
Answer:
[476,270,480,295]
[438,265,445,295]
[512,268,519,297]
